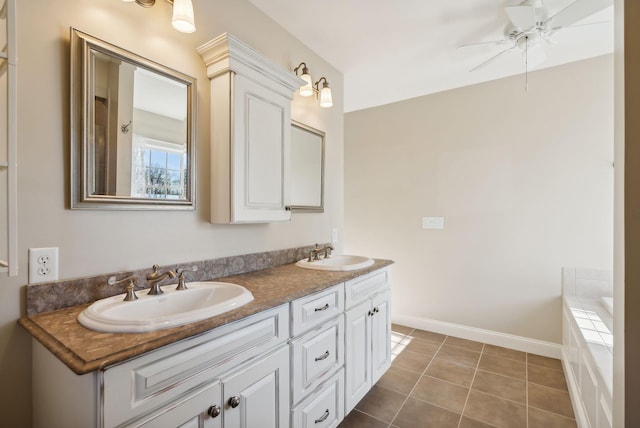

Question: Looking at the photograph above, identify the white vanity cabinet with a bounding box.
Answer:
[33,305,290,428]
[31,265,393,428]
[344,268,391,414]
[197,33,303,224]
[290,284,345,428]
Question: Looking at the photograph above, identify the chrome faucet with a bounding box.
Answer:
[146,265,176,295]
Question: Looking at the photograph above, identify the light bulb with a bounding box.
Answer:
[319,85,333,108]
[300,73,313,97]
[172,0,196,33]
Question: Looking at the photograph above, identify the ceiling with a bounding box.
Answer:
[248,0,614,112]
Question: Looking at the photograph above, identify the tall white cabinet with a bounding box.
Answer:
[197,33,303,224]
[0,0,16,275]
[344,269,392,414]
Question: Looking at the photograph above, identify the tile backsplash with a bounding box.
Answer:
[562,267,613,298]
[26,244,322,316]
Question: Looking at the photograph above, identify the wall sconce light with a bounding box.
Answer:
[121,0,196,33]
[315,77,333,108]
[293,63,313,97]
[293,62,333,108]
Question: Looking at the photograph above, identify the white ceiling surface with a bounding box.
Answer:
[248,0,614,112]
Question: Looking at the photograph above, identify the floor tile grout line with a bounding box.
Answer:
[383,328,574,428]
[527,404,578,421]
[387,334,448,427]
[457,342,484,428]
[474,366,527,383]
[346,408,393,427]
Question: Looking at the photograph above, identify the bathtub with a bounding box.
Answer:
[600,296,613,316]
[561,267,613,428]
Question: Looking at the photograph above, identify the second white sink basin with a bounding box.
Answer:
[295,254,374,271]
[78,282,254,333]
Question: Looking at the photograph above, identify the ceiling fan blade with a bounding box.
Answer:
[505,5,536,30]
[470,45,517,72]
[459,39,512,48]
[548,0,613,30]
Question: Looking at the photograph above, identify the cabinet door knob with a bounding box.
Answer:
[314,408,330,423]
[228,396,241,408]
[207,404,221,418]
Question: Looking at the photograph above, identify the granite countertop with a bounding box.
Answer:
[19,259,393,375]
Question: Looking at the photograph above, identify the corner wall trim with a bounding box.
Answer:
[392,314,562,359]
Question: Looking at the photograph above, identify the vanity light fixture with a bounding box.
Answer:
[293,62,314,97]
[293,62,333,108]
[315,77,333,108]
[120,0,196,33]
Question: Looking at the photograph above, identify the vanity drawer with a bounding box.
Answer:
[291,283,344,336]
[102,304,289,428]
[345,268,389,309]
[291,316,344,404]
[292,368,344,428]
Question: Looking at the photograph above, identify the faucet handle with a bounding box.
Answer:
[175,266,198,291]
[107,275,138,301]
[322,244,334,258]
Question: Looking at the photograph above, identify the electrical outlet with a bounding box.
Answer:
[29,247,59,284]
[332,227,338,244]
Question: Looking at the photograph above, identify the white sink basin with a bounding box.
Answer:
[295,254,374,271]
[78,282,254,333]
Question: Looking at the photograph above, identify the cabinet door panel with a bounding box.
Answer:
[128,381,221,428]
[223,345,290,428]
[371,290,391,384]
[345,300,372,414]
[231,75,291,223]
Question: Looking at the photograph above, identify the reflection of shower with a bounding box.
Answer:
[601,296,613,316]
[93,96,109,195]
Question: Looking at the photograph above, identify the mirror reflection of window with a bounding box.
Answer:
[132,137,187,199]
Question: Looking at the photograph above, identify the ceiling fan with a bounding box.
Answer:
[465,0,613,73]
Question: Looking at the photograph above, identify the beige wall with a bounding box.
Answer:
[0,0,343,425]
[345,55,614,344]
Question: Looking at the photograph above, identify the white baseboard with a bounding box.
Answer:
[392,314,562,359]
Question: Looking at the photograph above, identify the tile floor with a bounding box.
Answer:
[338,324,577,428]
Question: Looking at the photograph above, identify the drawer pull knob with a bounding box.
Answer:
[315,409,330,423]
[207,405,221,418]
[314,303,330,312]
[315,350,330,361]
[228,396,241,408]
[373,307,380,314]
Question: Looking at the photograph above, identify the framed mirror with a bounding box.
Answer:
[70,28,196,210]
[290,121,324,212]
